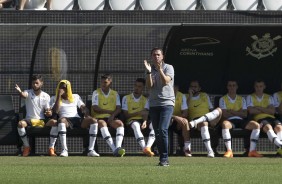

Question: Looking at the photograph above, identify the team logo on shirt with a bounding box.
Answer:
[246,33,281,60]
[193,104,201,108]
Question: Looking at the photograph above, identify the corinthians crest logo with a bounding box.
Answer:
[246,33,281,60]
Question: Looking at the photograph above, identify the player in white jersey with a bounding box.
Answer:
[92,74,125,157]
[247,79,282,157]
[219,80,261,157]
[15,74,52,157]
[46,80,98,157]
[122,78,155,157]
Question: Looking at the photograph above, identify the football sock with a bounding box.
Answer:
[222,128,232,150]
[116,127,124,148]
[58,123,68,151]
[49,126,58,148]
[100,127,116,152]
[201,126,212,152]
[184,141,191,151]
[250,129,260,151]
[267,129,282,148]
[131,121,145,149]
[18,127,29,147]
[190,109,220,127]
[146,123,155,148]
[88,123,98,151]
[277,131,282,141]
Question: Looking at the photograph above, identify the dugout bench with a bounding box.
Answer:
[0,95,19,154]
[20,95,152,156]
[19,94,270,156]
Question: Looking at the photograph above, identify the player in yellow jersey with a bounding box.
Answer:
[170,85,191,157]
[187,80,222,158]
[219,80,261,158]
[246,79,282,157]
[273,82,282,120]
[273,82,282,157]
[122,78,155,157]
[91,74,125,157]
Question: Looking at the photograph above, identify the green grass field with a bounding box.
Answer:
[0,156,281,184]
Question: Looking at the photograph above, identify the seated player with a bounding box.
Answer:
[122,78,155,156]
[170,85,191,157]
[246,79,282,157]
[219,80,261,157]
[15,74,52,157]
[187,80,222,158]
[91,74,125,157]
[46,80,99,157]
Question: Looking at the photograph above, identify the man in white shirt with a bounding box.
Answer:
[15,74,52,157]
[46,80,99,157]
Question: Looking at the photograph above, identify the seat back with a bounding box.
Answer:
[232,0,258,10]
[170,0,197,10]
[24,0,47,10]
[202,0,228,10]
[0,95,18,145]
[50,0,74,10]
[140,0,167,10]
[109,0,136,10]
[78,0,105,10]
[263,0,282,10]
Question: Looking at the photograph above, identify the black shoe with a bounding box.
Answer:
[158,160,169,167]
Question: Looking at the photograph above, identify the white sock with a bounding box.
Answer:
[250,129,260,151]
[116,127,124,148]
[184,141,191,150]
[100,127,116,152]
[222,129,232,151]
[58,123,68,151]
[49,126,58,148]
[18,127,29,147]
[131,122,145,149]
[277,131,282,141]
[267,129,282,148]
[146,123,155,148]
[88,123,98,151]
[201,126,212,152]
[204,109,220,121]
[190,109,220,128]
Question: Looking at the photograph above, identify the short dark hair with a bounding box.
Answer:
[31,74,43,82]
[136,78,145,85]
[101,74,112,79]
[254,79,265,84]
[226,79,238,85]
[150,47,164,55]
